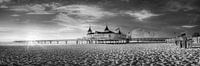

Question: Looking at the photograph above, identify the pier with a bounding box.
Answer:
[14,38,169,45]
[14,39,130,45]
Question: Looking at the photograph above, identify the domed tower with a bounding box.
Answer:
[87,26,93,34]
[104,25,110,32]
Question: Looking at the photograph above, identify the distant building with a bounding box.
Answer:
[86,25,129,40]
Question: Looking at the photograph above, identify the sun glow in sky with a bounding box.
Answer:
[25,32,42,40]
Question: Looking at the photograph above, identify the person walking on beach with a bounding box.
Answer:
[187,39,193,48]
[180,33,188,48]
[177,36,183,48]
[175,36,180,46]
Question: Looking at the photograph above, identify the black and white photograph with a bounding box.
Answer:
[0,0,200,66]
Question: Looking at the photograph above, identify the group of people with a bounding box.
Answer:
[175,33,193,48]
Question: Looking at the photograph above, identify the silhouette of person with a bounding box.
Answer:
[180,33,187,48]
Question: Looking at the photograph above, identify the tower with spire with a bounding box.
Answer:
[118,30,121,34]
[104,25,110,32]
[87,26,93,34]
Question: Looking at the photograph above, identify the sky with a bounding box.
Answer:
[0,0,200,41]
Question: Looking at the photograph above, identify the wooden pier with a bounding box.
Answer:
[14,38,169,45]
[14,39,130,45]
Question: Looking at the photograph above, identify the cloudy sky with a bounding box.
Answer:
[0,0,200,41]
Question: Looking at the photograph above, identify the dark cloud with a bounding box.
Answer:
[3,0,200,13]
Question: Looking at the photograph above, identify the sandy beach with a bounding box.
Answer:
[0,43,200,66]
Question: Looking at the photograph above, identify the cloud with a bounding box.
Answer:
[11,14,20,17]
[57,24,88,32]
[54,13,81,25]
[26,4,55,15]
[0,0,10,3]
[27,11,54,15]
[7,4,116,40]
[0,27,14,33]
[181,25,198,28]
[9,3,116,16]
[10,4,58,14]
[0,5,8,8]
[125,10,160,21]
[166,0,196,12]
[9,5,30,12]
[121,0,130,2]
[54,5,115,23]
[53,5,116,35]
